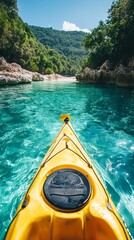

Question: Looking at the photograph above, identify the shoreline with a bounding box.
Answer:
[43,74,76,82]
[76,67,134,88]
[0,57,76,86]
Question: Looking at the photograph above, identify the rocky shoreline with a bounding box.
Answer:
[76,60,134,88]
[0,57,45,85]
[1,57,134,88]
[0,57,75,86]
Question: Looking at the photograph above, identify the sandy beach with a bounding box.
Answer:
[43,74,77,82]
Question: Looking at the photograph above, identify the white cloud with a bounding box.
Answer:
[82,28,90,33]
[62,21,90,33]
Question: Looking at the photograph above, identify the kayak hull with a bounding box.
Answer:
[5,118,130,240]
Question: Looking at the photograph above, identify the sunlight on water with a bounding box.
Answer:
[0,81,134,239]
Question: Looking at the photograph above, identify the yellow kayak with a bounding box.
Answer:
[5,114,130,240]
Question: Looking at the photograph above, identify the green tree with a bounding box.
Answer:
[107,0,134,64]
[81,0,134,69]
[30,26,87,73]
[82,21,112,69]
[0,1,75,75]
[0,0,18,12]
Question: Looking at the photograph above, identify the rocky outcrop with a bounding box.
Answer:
[0,57,44,85]
[76,60,134,88]
[127,57,134,69]
[100,60,110,71]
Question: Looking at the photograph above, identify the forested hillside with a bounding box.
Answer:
[0,0,75,75]
[1,0,133,77]
[30,26,87,71]
[81,0,134,70]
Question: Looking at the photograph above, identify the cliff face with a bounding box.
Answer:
[76,60,134,88]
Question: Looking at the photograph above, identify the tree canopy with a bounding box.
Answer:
[1,0,133,75]
[81,0,134,70]
[0,1,76,75]
[30,26,87,72]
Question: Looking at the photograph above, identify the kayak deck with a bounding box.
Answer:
[5,116,130,240]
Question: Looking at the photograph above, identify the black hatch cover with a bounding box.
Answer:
[43,168,91,211]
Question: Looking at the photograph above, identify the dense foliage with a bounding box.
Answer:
[82,0,134,70]
[0,1,75,75]
[30,26,87,71]
[1,0,133,75]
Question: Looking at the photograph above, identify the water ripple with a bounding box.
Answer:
[0,82,134,239]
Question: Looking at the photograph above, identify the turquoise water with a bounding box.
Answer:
[0,81,134,239]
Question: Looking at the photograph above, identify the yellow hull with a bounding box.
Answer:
[5,116,130,240]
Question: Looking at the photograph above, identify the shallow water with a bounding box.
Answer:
[0,81,134,239]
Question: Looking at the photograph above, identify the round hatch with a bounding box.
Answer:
[43,168,91,211]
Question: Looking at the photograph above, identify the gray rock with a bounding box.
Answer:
[127,57,134,70]
[0,57,44,86]
[0,72,32,85]
[32,73,44,81]
[76,65,134,88]
[100,60,110,71]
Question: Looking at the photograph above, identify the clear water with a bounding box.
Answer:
[0,81,134,239]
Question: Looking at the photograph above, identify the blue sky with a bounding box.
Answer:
[18,0,114,32]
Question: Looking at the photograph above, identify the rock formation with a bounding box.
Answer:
[0,57,44,85]
[76,59,134,88]
[100,60,110,71]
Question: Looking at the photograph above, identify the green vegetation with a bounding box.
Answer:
[1,0,132,76]
[81,0,134,70]
[30,26,87,71]
[0,0,76,75]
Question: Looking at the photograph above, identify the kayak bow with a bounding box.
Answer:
[5,115,130,240]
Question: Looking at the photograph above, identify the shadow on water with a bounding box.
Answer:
[85,85,134,133]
